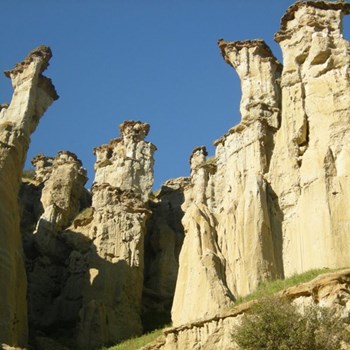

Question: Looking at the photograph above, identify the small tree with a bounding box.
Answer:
[233,295,350,350]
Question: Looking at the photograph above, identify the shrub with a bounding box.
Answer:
[233,295,350,350]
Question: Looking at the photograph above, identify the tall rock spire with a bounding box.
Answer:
[0,46,58,347]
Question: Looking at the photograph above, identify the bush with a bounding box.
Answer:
[233,295,350,350]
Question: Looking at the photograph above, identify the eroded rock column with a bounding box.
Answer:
[171,147,234,326]
[269,1,350,276]
[74,121,156,348]
[213,39,283,296]
[0,46,58,347]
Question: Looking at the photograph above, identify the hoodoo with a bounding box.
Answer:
[0,46,58,347]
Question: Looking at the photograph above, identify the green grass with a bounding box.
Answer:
[234,268,340,306]
[100,328,164,350]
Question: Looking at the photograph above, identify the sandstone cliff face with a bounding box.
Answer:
[269,1,350,276]
[0,46,58,347]
[171,0,350,328]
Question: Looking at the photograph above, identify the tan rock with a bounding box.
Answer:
[0,46,58,347]
[170,1,350,330]
[145,269,350,350]
[171,147,234,326]
[74,121,156,348]
[93,120,156,202]
[268,0,350,276]
[21,151,88,335]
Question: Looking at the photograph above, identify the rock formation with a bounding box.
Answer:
[21,151,88,340]
[143,177,189,330]
[74,121,156,348]
[0,46,58,347]
[143,269,350,350]
[269,0,350,276]
[171,0,350,328]
[3,2,350,349]
[20,121,156,349]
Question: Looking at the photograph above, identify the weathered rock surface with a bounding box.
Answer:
[144,269,350,350]
[19,121,156,349]
[21,151,88,338]
[269,0,350,277]
[0,46,58,347]
[66,121,155,349]
[171,0,350,328]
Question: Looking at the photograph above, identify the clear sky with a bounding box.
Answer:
[1,1,350,189]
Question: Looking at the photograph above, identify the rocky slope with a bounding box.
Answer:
[143,269,350,350]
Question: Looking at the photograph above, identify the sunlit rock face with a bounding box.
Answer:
[171,0,350,328]
[0,46,58,347]
[73,121,156,349]
[269,1,350,277]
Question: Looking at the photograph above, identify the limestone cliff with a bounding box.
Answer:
[0,46,58,347]
[171,0,350,328]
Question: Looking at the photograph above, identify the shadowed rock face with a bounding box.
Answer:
[0,46,58,347]
[171,0,350,328]
[20,121,156,349]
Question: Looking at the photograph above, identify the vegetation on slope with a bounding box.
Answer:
[234,268,337,305]
[233,295,350,350]
[100,328,163,350]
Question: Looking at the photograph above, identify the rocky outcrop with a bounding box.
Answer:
[93,121,154,202]
[172,38,283,325]
[20,121,156,349]
[171,0,350,328]
[171,148,235,326]
[143,269,350,350]
[64,121,156,349]
[0,46,58,347]
[268,0,350,276]
[21,151,88,338]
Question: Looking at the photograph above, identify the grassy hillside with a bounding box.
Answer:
[102,268,342,350]
[100,328,163,350]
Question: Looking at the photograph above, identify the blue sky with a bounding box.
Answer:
[1,1,349,189]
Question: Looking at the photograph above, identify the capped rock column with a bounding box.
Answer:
[269,1,350,276]
[0,46,58,347]
[218,39,282,128]
[76,121,156,348]
[213,39,282,297]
